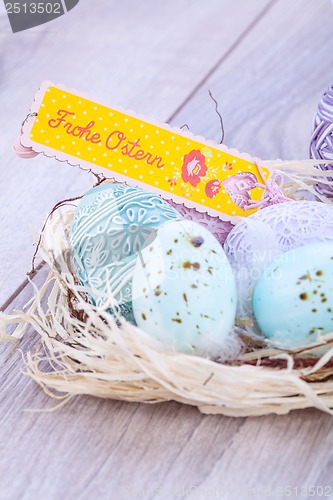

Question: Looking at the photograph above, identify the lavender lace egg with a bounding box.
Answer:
[167,201,234,245]
[310,81,333,197]
[70,183,181,323]
[224,200,333,329]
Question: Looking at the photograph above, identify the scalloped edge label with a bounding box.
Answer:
[20,81,273,221]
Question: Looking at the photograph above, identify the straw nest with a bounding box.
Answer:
[2,200,333,418]
[3,160,333,417]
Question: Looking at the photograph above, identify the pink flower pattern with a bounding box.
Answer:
[181,150,208,187]
[205,179,221,198]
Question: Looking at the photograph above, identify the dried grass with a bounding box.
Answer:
[3,161,333,416]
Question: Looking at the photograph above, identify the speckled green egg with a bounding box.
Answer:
[132,219,237,356]
[70,182,180,322]
[253,242,333,347]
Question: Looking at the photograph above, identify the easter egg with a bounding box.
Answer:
[132,219,237,356]
[167,200,234,245]
[70,182,180,322]
[224,200,333,322]
[253,242,333,347]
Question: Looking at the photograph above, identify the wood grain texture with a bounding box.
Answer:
[1,1,333,499]
[171,0,333,161]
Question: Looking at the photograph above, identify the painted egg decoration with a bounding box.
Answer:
[253,242,333,347]
[70,182,181,322]
[167,200,234,245]
[224,200,333,323]
[132,219,237,357]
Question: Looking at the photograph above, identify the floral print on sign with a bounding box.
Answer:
[205,180,221,199]
[181,149,208,187]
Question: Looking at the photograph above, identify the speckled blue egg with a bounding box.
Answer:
[224,200,333,327]
[132,219,237,356]
[70,182,180,322]
[253,242,333,347]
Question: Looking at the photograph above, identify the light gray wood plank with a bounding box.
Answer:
[2,1,333,500]
[1,317,333,500]
[0,0,271,305]
[0,323,244,500]
[183,410,333,499]
[167,0,333,495]
[171,0,333,162]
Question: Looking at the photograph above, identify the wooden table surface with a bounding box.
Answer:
[1,1,333,499]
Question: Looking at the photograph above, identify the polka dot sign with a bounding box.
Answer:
[27,83,270,219]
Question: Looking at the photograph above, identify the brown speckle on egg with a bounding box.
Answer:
[183,261,200,271]
[299,293,308,300]
[200,313,213,320]
[141,312,147,321]
[299,272,312,282]
[172,318,182,323]
[190,236,204,248]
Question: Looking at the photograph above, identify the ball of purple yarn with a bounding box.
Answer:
[310,81,333,197]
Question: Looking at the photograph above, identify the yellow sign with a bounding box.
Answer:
[22,82,272,220]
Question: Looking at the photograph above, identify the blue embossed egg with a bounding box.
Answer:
[132,219,237,356]
[253,242,333,347]
[70,182,180,322]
